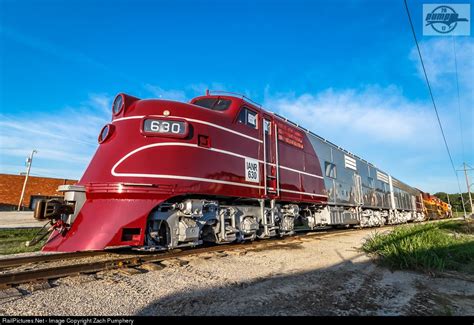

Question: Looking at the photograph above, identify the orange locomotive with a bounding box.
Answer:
[422,193,452,219]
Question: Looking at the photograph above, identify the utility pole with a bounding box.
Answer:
[446,193,451,214]
[17,150,37,211]
[463,163,473,217]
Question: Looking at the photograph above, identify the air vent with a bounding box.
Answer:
[344,155,357,171]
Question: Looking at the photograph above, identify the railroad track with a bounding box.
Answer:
[0,227,357,288]
[0,250,109,270]
[0,218,458,289]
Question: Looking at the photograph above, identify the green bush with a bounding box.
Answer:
[363,221,474,274]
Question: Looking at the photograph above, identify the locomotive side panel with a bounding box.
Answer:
[273,118,327,203]
[306,136,336,204]
[391,178,417,212]
[370,166,387,209]
[331,148,355,206]
[276,139,304,201]
[306,135,360,224]
[375,170,392,210]
[307,134,371,208]
[358,163,372,207]
[306,131,420,226]
[362,164,383,209]
[301,151,326,202]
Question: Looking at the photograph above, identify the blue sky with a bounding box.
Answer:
[0,0,473,194]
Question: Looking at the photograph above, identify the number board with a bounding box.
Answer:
[142,119,188,137]
[245,158,260,183]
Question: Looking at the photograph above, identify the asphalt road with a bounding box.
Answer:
[0,211,45,229]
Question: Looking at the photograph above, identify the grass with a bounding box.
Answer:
[452,211,472,218]
[0,228,47,255]
[363,220,474,274]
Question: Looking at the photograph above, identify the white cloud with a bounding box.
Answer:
[85,93,113,116]
[410,37,474,165]
[0,94,111,179]
[410,37,474,93]
[264,85,440,145]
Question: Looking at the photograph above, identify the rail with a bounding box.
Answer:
[0,251,109,270]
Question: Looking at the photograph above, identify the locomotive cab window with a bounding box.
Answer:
[325,162,337,179]
[193,98,232,111]
[237,107,258,129]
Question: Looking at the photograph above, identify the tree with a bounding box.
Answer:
[434,192,472,213]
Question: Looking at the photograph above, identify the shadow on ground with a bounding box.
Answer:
[135,251,474,316]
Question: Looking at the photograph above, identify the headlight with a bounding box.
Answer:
[112,94,125,115]
[98,124,113,143]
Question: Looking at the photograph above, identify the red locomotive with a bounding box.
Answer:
[34,91,450,252]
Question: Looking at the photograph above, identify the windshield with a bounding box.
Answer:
[193,98,232,111]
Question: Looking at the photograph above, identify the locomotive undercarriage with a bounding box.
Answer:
[144,198,428,250]
[321,205,423,228]
[145,198,301,250]
[33,189,429,252]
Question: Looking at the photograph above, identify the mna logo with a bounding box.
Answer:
[423,4,470,36]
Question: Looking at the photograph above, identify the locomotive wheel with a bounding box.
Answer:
[158,221,170,247]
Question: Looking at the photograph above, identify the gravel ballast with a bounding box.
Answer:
[0,228,472,316]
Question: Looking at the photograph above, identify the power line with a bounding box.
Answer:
[404,0,457,174]
[403,0,468,216]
